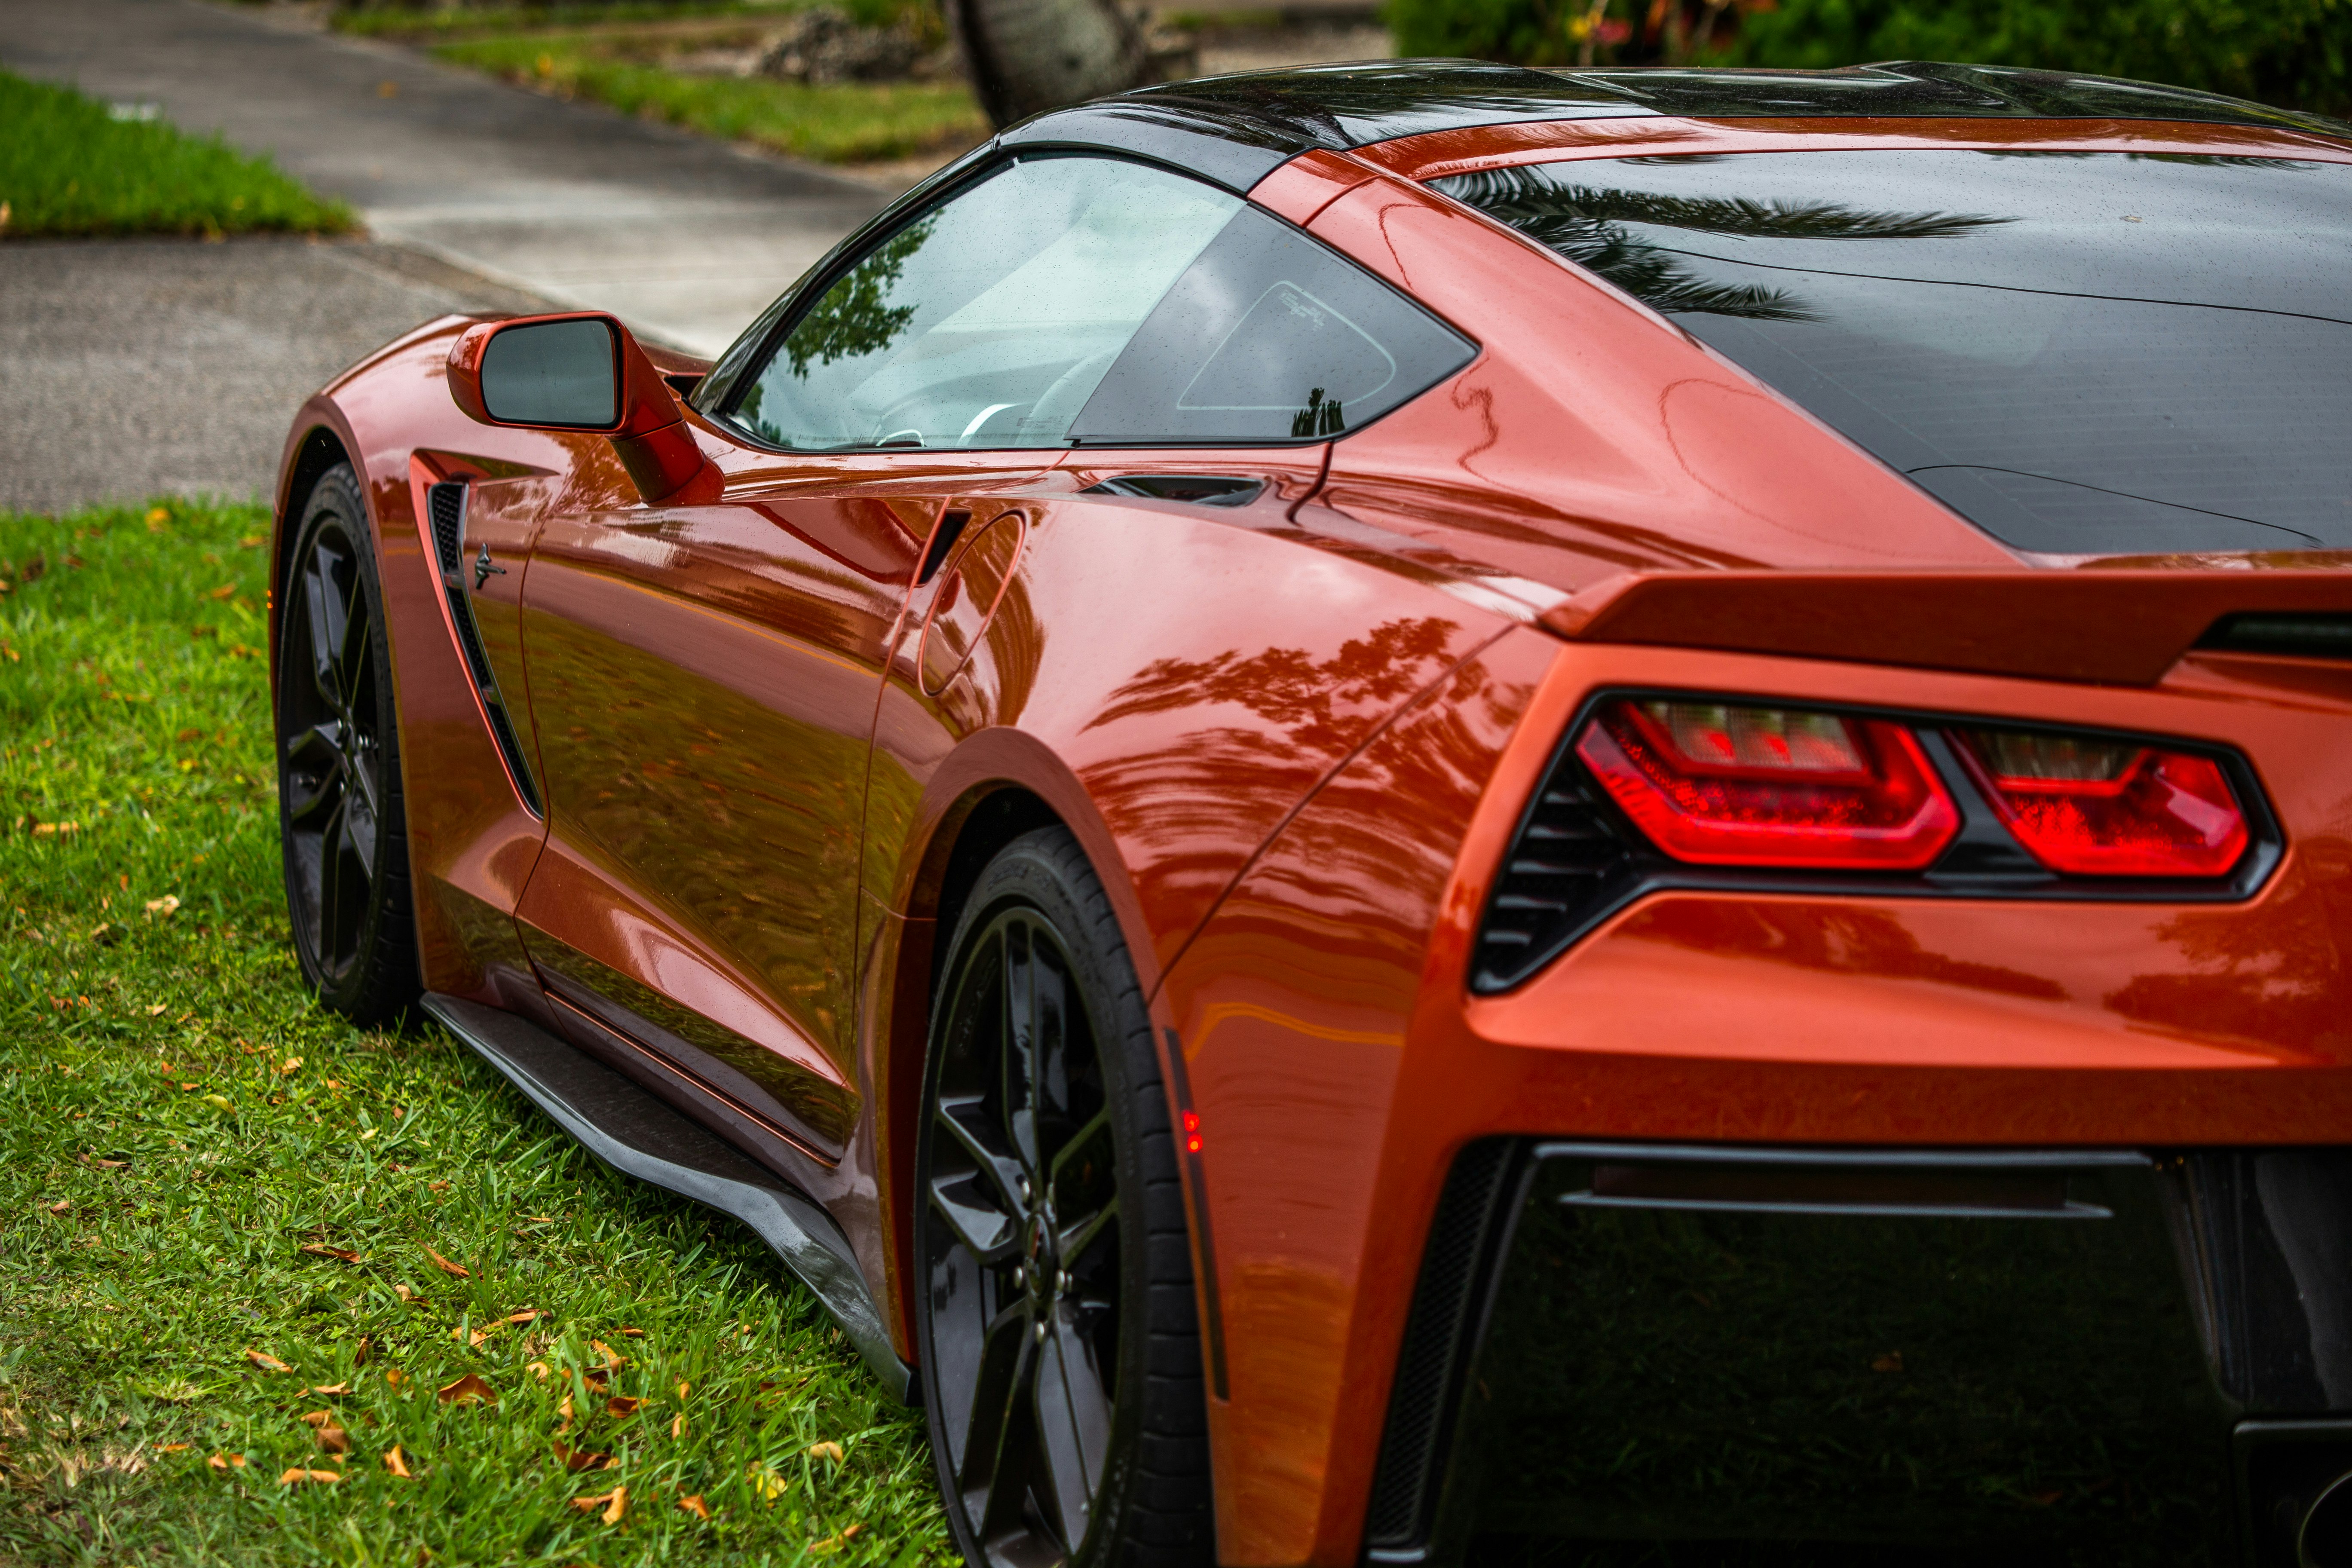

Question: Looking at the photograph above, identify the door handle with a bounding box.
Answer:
[473,543,508,591]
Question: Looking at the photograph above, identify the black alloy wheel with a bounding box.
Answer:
[276,463,420,1024]
[917,828,1212,1568]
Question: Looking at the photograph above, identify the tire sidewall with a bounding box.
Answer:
[276,464,407,1015]
[916,828,1162,1568]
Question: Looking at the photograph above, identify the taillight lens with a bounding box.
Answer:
[1957,729,2248,876]
[1576,700,1960,869]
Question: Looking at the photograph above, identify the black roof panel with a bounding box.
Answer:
[998,61,2351,193]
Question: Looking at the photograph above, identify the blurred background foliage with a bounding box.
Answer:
[1382,0,2350,116]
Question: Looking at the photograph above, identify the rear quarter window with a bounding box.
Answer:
[1436,149,2352,556]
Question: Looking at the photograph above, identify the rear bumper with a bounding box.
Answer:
[1369,1141,2352,1565]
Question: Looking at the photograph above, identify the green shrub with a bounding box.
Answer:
[1383,0,2352,120]
[1726,0,2352,118]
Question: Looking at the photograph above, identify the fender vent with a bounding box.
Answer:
[426,481,540,818]
[427,481,465,575]
[1365,1139,1523,1553]
[1471,734,1644,992]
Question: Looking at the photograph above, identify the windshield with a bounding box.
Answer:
[1436,150,2352,556]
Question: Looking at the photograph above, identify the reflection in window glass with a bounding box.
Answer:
[1073,206,1477,444]
[726,157,1239,451]
[1438,151,2352,554]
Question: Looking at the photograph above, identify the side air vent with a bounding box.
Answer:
[2201,613,2352,660]
[425,481,541,818]
[1471,737,1645,993]
[1081,475,1265,507]
[427,481,466,575]
[1364,1139,1523,1556]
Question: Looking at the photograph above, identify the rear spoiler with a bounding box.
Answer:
[1543,569,2352,686]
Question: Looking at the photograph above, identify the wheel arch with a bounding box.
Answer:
[269,409,364,697]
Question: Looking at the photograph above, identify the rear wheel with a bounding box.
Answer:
[275,463,420,1024]
[916,827,1213,1568]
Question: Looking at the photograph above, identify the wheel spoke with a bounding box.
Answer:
[1034,1311,1111,1548]
[930,1160,1020,1265]
[335,570,371,717]
[961,1305,1037,1541]
[300,547,346,711]
[282,726,345,828]
[1002,920,1038,1174]
[315,795,349,968]
[1058,1197,1118,1270]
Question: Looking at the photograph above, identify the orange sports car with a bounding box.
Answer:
[270,60,2352,1565]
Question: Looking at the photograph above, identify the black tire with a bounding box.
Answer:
[275,463,421,1025]
[916,827,1213,1568]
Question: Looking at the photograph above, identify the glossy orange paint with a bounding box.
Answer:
[270,103,2352,1568]
[1163,631,2352,1563]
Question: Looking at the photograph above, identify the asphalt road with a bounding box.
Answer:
[0,239,548,515]
[1,0,886,355]
[0,0,894,514]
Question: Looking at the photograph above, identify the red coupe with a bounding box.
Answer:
[270,60,2352,1565]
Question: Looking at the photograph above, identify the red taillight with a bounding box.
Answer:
[1576,700,1960,870]
[1957,729,2247,876]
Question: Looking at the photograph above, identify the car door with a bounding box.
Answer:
[510,152,1254,1182]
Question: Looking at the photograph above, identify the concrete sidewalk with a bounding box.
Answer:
[0,0,887,357]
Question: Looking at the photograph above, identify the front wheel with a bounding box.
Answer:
[275,463,420,1024]
[916,827,1213,1568]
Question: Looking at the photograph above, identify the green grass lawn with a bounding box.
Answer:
[331,2,796,39]
[0,73,352,240]
[0,499,948,1565]
[429,31,985,165]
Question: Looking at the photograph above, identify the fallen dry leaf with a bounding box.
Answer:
[383,1445,413,1479]
[299,1410,334,1428]
[581,1368,610,1392]
[678,1493,713,1520]
[45,1199,69,1214]
[156,1443,191,1454]
[393,1284,420,1303]
[299,1243,360,1264]
[310,1381,351,1396]
[279,1467,341,1485]
[206,1453,246,1472]
[436,1374,496,1407]
[617,1327,643,1338]
[589,1339,626,1370]
[80,1154,126,1169]
[806,1440,845,1464]
[746,1464,786,1502]
[810,1523,864,1554]
[315,1425,349,1455]
[245,1350,292,1374]
[671,1411,687,1439]
[428,1180,451,1194]
[676,1379,691,1400]
[504,1309,541,1325]
[144,894,180,917]
[201,1094,233,1113]
[527,1361,554,1382]
[554,1441,613,1473]
[383,1369,408,1390]
[421,1246,469,1279]
[1871,1351,1905,1374]
[571,1484,627,1524]
[606,1396,644,1418]
[354,1336,372,1366]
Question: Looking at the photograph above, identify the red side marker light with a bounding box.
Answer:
[1957,729,2247,876]
[1182,1111,1202,1154]
[1577,699,1960,870]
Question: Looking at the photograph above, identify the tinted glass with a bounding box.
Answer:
[480,318,618,428]
[726,157,1238,452]
[1072,204,1477,444]
[1438,151,2352,554]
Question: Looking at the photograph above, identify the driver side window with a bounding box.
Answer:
[726,156,1241,452]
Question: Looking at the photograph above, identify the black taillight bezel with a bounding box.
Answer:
[1470,689,2284,995]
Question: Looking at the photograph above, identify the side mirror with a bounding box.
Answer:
[447,312,714,503]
